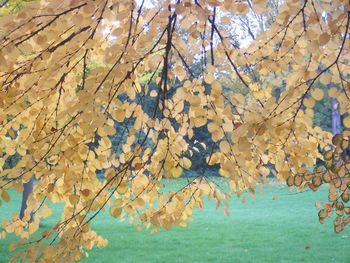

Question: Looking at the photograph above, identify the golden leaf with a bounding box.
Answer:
[311,88,324,101]
[110,206,122,218]
[1,191,10,203]
[170,166,183,178]
[69,195,79,205]
[319,33,330,46]
[343,116,350,128]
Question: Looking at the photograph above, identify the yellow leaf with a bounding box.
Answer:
[0,50,7,70]
[110,206,122,218]
[311,88,324,101]
[319,33,330,46]
[204,74,214,84]
[303,98,315,108]
[1,191,10,203]
[69,195,79,205]
[221,16,231,25]
[8,242,17,252]
[150,90,157,97]
[328,87,339,97]
[182,157,192,169]
[47,184,54,193]
[117,182,128,195]
[170,166,182,178]
[252,0,267,14]
[231,93,245,105]
[219,140,231,153]
[112,109,125,122]
[35,34,48,45]
[238,137,250,152]
[343,116,350,128]
[319,73,332,85]
[8,129,15,139]
[81,189,90,197]
[40,204,52,217]
[233,3,248,14]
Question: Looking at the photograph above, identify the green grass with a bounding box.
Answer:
[0,179,349,263]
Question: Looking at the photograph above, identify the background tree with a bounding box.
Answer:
[0,0,349,261]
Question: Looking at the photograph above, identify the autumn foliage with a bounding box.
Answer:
[0,0,349,261]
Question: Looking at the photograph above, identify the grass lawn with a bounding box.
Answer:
[0,178,349,263]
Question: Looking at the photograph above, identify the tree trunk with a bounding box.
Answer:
[19,176,34,220]
[331,98,341,135]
